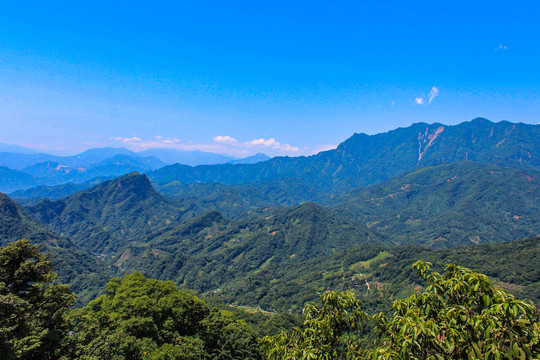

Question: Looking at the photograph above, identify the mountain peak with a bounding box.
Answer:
[100,172,156,200]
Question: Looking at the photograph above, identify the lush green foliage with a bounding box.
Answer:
[262,291,368,360]
[372,261,540,359]
[263,263,539,360]
[0,240,75,360]
[215,236,540,314]
[154,178,320,219]
[68,272,262,360]
[0,192,109,305]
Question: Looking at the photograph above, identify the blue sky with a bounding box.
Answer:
[0,1,538,156]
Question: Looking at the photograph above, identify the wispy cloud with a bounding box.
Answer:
[495,44,508,50]
[415,86,439,105]
[428,86,439,104]
[112,135,300,156]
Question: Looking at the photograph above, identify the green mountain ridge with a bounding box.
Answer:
[25,172,203,254]
[147,119,539,191]
[325,161,540,248]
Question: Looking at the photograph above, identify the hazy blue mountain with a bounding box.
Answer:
[227,153,271,165]
[147,119,539,191]
[0,142,36,154]
[0,152,65,170]
[67,147,137,166]
[0,166,40,192]
[137,148,234,166]
[10,183,90,204]
[22,161,83,179]
[11,154,166,189]
[0,147,136,170]
[324,161,540,248]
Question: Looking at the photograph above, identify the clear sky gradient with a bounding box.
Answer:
[0,1,538,156]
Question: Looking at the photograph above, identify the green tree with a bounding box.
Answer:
[0,239,76,360]
[69,271,261,359]
[262,290,368,359]
[371,261,540,359]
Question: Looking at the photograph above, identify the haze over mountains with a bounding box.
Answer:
[0,147,271,193]
[1,117,539,310]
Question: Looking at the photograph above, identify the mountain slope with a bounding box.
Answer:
[26,172,203,254]
[0,192,108,303]
[0,166,40,192]
[218,236,540,313]
[323,161,540,248]
[115,202,385,294]
[155,178,320,218]
[147,119,539,191]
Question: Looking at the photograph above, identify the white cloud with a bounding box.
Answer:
[112,136,181,150]
[112,134,300,156]
[428,86,439,104]
[495,44,508,50]
[230,137,299,152]
[213,135,238,144]
[415,86,439,105]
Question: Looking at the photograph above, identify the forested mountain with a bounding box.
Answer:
[148,119,539,191]
[0,166,40,192]
[216,235,540,313]
[25,172,203,254]
[113,202,384,294]
[1,119,538,357]
[154,178,320,218]
[325,161,540,248]
[0,192,108,303]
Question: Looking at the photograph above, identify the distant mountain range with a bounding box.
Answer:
[0,146,271,192]
[137,148,235,166]
[147,118,539,191]
[227,153,271,165]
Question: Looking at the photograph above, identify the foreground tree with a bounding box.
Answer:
[371,261,540,359]
[69,271,262,360]
[263,262,539,360]
[262,290,368,359]
[0,239,76,360]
